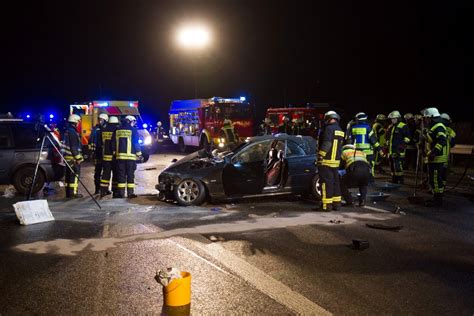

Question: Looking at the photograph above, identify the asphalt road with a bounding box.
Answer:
[0,151,473,315]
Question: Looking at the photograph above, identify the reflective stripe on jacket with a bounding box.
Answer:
[387,121,410,157]
[112,124,142,160]
[62,125,83,161]
[349,122,379,156]
[318,122,344,167]
[340,148,369,169]
[101,124,117,161]
[426,121,448,163]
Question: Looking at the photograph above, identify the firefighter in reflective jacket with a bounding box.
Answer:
[386,110,411,184]
[219,119,239,150]
[372,114,387,173]
[89,113,109,194]
[440,113,456,187]
[99,116,119,197]
[112,115,142,198]
[339,144,371,207]
[346,112,382,176]
[423,108,448,207]
[316,111,344,211]
[62,114,84,198]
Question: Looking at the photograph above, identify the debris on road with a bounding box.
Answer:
[366,223,403,231]
[225,204,237,209]
[329,219,344,224]
[13,200,55,225]
[144,167,157,171]
[351,239,370,251]
[211,207,221,212]
[2,185,16,198]
[155,267,182,287]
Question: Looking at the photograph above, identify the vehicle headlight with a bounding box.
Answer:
[218,142,225,148]
[138,139,143,144]
[144,136,152,145]
[164,135,169,138]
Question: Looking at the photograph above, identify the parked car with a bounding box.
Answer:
[0,119,64,194]
[156,134,321,206]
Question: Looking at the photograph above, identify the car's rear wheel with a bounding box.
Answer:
[174,178,206,206]
[311,174,322,201]
[13,166,45,195]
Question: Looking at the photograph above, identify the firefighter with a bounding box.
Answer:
[89,113,109,194]
[292,117,305,136]
[346,112,382,177]
[155,121,165,142]
[404,113,417,170]
[278,116,292,134]
[112,115,142,198]
[219,119,239,149]
[422,107,448,207]
[344,114,358,144]
[100,116,119,197]
[372,114,387,173]
[386,111,411,184]
[259,117,272,135]
[440,113,456,187]
[339,144,371,207]
[316,111,344,211]
[62,114,84,198]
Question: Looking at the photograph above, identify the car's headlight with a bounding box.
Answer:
[144,136,152,145]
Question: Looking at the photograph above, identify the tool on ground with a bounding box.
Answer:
[28,130,101,210]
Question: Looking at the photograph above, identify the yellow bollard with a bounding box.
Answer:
[163,271,191,307]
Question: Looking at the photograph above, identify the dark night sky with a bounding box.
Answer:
[1,0,473,122]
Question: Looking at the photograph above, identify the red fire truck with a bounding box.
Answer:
[169,97,254,152]
[265,103,330,134]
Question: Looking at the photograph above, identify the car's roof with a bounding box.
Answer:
[246,133,314,144]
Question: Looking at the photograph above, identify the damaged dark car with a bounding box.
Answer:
[156,134,321,206]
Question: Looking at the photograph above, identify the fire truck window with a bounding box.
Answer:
[268,114,279,125]
[216,104,251,120]
[204,107,212,120]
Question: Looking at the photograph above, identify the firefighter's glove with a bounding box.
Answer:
[378,149,386,158]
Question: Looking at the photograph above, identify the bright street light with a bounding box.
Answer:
[176,24,211,49]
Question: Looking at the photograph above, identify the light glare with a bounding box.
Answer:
[177,25,211,49]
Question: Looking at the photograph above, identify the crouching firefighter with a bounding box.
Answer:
[100,116,120,197]
[339,144,372,207]
[422,107,448,207]
[89,113,109,194]
[112,115,142,198]
[316,111,344,211]
[62,114,84,198]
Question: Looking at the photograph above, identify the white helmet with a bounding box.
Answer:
[68,114,81,123]
[388,111,401,119]
[108,116,119,124]
[157,121,162,127]
[440,113,451,122]
[125,115,136,122]
[223,119,232,126]
[324,110,340,122]
[404,113,414,120]
[99,113,109,121]
[264,117,271,124]
[422,107,440,118]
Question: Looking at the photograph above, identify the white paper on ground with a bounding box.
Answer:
[13,200,55,225]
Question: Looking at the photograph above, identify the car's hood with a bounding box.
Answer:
[164,149,227,172]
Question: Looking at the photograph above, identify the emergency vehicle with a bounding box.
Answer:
[265,103,330,134]
[169,97,254,152]
[69,100,152,160]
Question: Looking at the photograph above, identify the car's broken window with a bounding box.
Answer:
[233,140,273,164]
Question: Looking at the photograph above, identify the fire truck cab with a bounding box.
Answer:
[169,97,254,152]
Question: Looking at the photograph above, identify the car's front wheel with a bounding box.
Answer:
[311,174,322,201]
[174,178,206,206]
[13,166,45,195]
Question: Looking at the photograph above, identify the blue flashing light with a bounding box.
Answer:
[97,102,108,107]
[26,114,31,119]
[49,114,54,119]
[129,102,134,107]
[240,96,246,102]
[142,123,148,129]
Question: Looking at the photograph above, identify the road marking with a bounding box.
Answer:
[168,239,230,276]
[363,205,391,213]
[185,237,332,316]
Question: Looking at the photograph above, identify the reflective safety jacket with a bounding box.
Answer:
[425,119,448,164]
[318,122,344,167]
[372,121,386,147]
[340,148,370,169]
[446,126,456,153]
[347,122,380,156]
[111,123,142,160]
[62,124,83,162]
[100,123,118,162]
[386,121,411,158]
